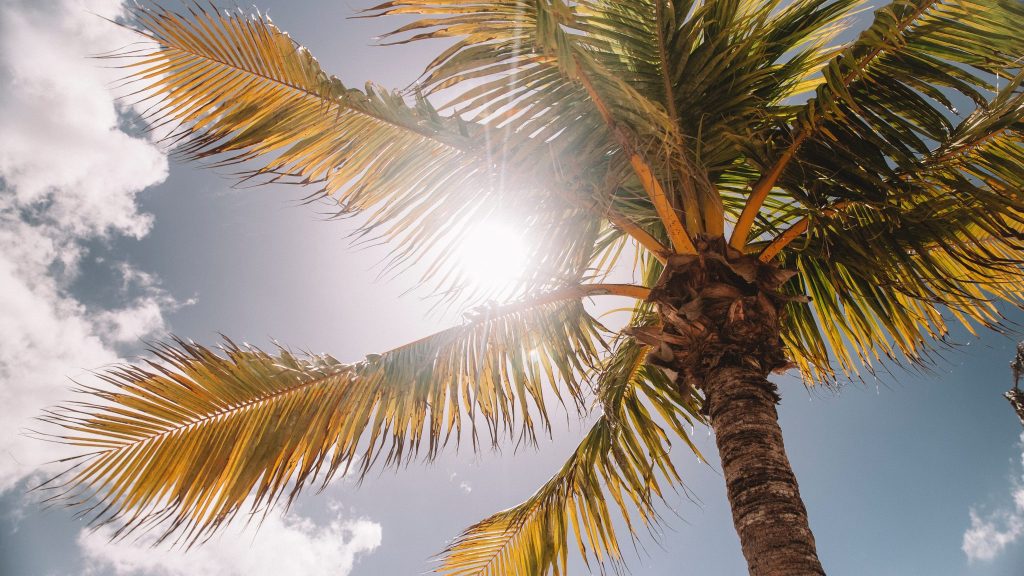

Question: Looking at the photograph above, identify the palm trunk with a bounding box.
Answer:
[704,365,824,575]
[642,236,825,575]
[1007,388,1024,428]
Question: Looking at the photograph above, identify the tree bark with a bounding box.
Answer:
[642,236,825,575]
[1007,388,1024,428]
[704,365,824,575]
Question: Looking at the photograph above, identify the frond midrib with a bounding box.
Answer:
[838,0,942,89]
[82,366,346,456]
[464,506,541,575]
[923,125,1022,168]
[138,27,475,154]
[654,1,679,126]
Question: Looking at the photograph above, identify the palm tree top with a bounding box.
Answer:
[38,1,1024,574]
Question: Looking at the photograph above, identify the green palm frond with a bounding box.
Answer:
[437,336,703,576]
[581,0,860,236]
[913,73,1024,193]
[588,0,859,173]
[370,0,861,243]
[772,176,1024,380]
[39,287,620,545]
[739,0,1024,381]
[779,194,1024,380]
[764,0,1024,210]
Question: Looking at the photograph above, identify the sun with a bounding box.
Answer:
[456,221,529,295]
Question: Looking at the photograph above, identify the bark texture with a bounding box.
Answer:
[705,366,824,575]
[639,236,824,575]
[1009,343,1024,428]
[1007,388,1024,428]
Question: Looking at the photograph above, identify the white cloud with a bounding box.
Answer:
[962,434,1024,562]
[78,511,382,576]
[0,4,384,575]
[0,0,170,491]
[92,296,172,343]
[447,471,473,493]
[0,0,167,238]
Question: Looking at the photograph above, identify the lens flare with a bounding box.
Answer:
[456,222,529,295]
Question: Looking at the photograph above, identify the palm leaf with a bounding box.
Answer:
[437,335,703,576]
[38,287,623,545]
[367,0,699,243]
[778,195,1024,381]
[589,0,859,173]
[114,3,616,303]
[370,0,862,245]
[738,0,1024,381]
[758,0,1024,215]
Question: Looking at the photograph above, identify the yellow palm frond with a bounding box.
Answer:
[39,284,657,545]
[115,3,618,303]
[438,336,703,576]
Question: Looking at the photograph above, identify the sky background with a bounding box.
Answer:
[1,1,1023,575]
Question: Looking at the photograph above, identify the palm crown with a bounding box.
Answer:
[40,1,1024,574]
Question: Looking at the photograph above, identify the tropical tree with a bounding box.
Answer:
[39,0,1024,574]
[1009,343,1024,426]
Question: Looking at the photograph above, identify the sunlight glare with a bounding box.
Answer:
[457,222,529,295]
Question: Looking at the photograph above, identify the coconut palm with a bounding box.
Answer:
[40,1,1024,574]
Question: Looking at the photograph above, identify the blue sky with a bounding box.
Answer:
[1,1,1023,575]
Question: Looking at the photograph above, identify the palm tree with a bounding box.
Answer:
[1008,343,1024,426]
[39,1,1024,574]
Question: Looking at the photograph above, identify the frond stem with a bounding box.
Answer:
[604,211,670,263]
[573,56,696,255]
[759,217,809,262]
[759,201,852,261]
[925,125,1018,168]
[730,132,807,251]
[385,283,651,355]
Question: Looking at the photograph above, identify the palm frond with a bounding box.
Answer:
[778,194,1024,382]
[437,335,703,576]
[114,3,616,304]
[121,3,475,197]
[754,0,1024,220]
[367,0,699,243]
[733,0,1024,381]
[589,0,859,172]
[373,0,863,245]
[38,285,636,545]
[39,339,355,545]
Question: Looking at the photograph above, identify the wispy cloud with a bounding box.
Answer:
[962,434,1024,562]
[78,510,382,576]
[448,471,473,494]
[0,0,172,491]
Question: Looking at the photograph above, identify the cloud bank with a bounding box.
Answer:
[0,0,175,491]
[0,4,383,575]
[79,511,383,576]
[962,434,1024,562]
